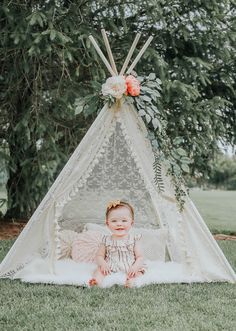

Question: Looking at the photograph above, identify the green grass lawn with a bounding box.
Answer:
[190,190,236,234]
[0,240,236,331]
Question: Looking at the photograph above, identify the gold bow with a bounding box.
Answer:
[107,200,121,210]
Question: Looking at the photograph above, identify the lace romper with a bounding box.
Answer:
[102,233,146,273]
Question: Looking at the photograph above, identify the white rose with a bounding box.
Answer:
[102,76,127,99]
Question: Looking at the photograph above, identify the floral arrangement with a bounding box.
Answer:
[75,73,192,211]
[100,73,162,134]
[101,74,141,101]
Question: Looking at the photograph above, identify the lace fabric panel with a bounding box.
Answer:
[0,206,53,278]
[60,121,159,231]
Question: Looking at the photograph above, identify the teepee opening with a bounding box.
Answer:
[59,120,160,231]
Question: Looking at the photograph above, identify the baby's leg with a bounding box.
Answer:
[89,269,105,287]
[125,271,144,288]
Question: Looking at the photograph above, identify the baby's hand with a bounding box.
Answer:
[99,261,111,275]
[127,265,140,279]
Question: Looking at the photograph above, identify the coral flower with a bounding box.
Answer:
[125,75,141,96]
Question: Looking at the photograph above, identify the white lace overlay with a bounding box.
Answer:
[0,101,235,283]
[60,120,157,228]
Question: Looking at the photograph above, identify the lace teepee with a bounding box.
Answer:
[0,30,235,284]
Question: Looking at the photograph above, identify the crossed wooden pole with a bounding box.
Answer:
[89,29,153,76]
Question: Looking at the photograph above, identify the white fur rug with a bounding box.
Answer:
[15,258,203,287]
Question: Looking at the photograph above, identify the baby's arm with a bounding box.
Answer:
[89,244,110,286]
[127,241,144,278]
[95,244,111,275]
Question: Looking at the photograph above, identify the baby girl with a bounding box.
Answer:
[89,200,145,288]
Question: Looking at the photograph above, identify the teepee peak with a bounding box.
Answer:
[89,30,153,76]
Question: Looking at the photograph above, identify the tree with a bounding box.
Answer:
[209,153,236,190]
[0,0,96,218]
[1,0,235,218]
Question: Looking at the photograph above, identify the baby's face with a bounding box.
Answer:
[106,206,133,237]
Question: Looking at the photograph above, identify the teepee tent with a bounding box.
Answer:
[0,31,235,286]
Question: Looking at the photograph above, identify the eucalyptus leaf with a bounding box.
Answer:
[151,106,159,114]
[148,73,156,80]
[136,97,144,107]
[152,118,160,130]
[141,95,152,103]
[173,164,181,175]
[181,156,192,164]
[137,76,144,82]
[146,106,154,118]
[138,109,146,116]
[173,137,183,145]
[176,148,187,156]
[171,151,181,160]
[151,140,159,148]
[181,164,190,173]
[145,114,151,123]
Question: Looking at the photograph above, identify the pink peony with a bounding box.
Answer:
[125,75,141,96]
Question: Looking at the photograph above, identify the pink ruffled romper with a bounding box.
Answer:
[102,233,146,274]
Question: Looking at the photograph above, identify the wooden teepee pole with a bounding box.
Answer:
[101,29,118,75]
[126,36,153,74]
[119,33,141,75]
[89,35,116,76]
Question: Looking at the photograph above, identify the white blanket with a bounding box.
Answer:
[15,258,203,287]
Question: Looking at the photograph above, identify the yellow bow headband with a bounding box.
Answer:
[107,200,121,210]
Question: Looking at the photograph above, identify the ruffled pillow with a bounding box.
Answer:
[71,230,103,263]
[58,230,80,259]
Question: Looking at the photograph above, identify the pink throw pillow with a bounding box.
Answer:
[71,230,103,263]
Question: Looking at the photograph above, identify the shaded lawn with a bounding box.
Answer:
[0,240,235,331]
[190,190,236,234]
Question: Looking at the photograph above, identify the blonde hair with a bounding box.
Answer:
[106,200,134,221]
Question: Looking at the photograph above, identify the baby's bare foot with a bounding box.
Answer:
[125,278,134,288]
[89,278,98,287]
